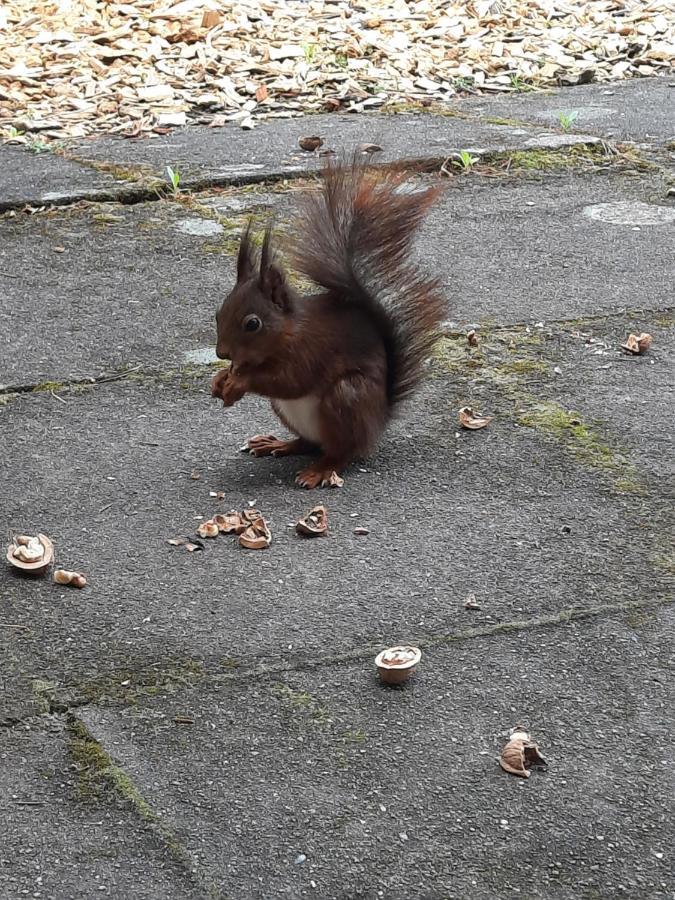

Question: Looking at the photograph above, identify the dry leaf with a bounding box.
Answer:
[499,727,547,779]
[298,135,323,151]
[190,470,201,480]
[464,592,481,610]
[255,84,268,103]
[209,491,226,500]
[296,505,328,537]
[621,332,653,355]
[459,406,493,430]
[201,10,220,29]
[467,329,479,347]
[157,112,186,127]
[354,526,370,535]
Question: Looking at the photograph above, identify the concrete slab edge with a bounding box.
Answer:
[0,135,604,213]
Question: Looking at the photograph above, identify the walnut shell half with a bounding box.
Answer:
[500,732,547,778]
[6,534,54,577]
[459,406,493,430]
[296,505,328,537]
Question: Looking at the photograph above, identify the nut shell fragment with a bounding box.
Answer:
[499,729,547,778]
[621,332,653,355]
[53,569,87,588]
[168,537,204,552]
[239,516,271,550]
[459,406,493,430]
[197,519,219,538]
[214,512,246,534]
[296,505,328,537]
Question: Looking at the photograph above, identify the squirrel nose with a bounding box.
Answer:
[215,346,231,361]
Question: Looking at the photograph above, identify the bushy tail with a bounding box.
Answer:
[291,158,446,407]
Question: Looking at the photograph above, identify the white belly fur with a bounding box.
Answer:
[275,395,322,444]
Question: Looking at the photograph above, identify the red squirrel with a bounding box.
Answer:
[211,159,446,489]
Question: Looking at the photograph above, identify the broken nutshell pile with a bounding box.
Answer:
[187,508,272,549]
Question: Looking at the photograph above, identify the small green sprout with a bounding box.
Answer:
[557,110,579,132]
[456,149,480,171]
[165,165,181,195]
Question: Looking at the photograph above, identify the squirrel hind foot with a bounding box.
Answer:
[296,464,345,489]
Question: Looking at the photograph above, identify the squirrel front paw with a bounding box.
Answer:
[211,368,246,407]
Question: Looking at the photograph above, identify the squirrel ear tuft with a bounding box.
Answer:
[260,262,291,312]
[259,224,292,311]
[237,221,255,281]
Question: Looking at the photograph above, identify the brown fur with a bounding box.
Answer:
[213,158,447,487]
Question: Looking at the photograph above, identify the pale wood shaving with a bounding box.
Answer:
[0,1,672,139]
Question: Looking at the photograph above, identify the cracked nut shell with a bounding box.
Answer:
[239,516,271,550]
[296,505,328,537]
[499,729,547,778]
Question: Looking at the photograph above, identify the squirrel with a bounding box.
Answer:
[211,158,446,489]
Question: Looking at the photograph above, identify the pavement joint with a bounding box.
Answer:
[3,595,671,734]
[2,136,628,215]
[2,309,672,398]
[66,715,220,898]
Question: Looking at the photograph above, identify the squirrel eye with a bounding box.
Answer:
[242,314,262,333]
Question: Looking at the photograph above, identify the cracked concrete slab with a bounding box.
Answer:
[1,95,674,899]
[64,113,599,187]
[0,145,140,211]
[2,171,674,387]
[460,76,675,146]
[75,608,675,899]
[0,200,229,386]
[1,309,672,721]
[0,716,202,898]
